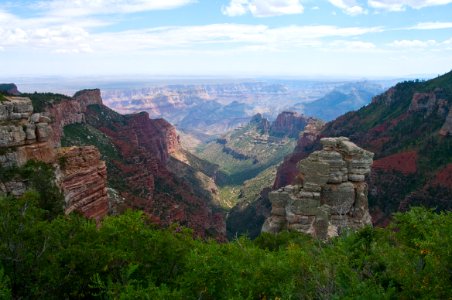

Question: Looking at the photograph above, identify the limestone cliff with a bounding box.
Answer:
[262,137,373,239]
[0,96,55,167]
[0,93,109,220]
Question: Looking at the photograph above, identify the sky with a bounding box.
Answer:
[1,0,452,78]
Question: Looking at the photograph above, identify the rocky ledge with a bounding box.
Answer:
[262,137,374,239]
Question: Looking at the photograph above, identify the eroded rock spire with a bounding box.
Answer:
[262,137,374,239]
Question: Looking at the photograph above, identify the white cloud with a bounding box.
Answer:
[329,40,376,50]
[368,0,452,11]
[35,0,195,17]
[0,25,92,53]
[408,22,452,30]
[93,24,381,52]
[329,0,367,15]
[389,39,438,48]
[222,0,304,17]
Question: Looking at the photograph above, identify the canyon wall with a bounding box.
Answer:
[0,93,109,220]
[57,146,109,220]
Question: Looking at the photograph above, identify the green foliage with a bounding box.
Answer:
[197,122,296,207]
[0,160,64,219]
[0,200,450,299]
[0,266,11,299]
[0,93,6,102]
[22,92,71,113]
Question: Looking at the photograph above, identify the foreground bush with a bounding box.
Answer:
[0,191,450,299]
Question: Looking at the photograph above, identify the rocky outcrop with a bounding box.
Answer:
[45,89,103,146]
[57,146,109,220]
[0,93,109,221]
[0,96,55,167]
[408,89,450,123]
[262,137,373,239]
[270,111,309,138]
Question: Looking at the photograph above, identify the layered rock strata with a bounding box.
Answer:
[0,96,55,167]
[0,94,108,220]
[57,146,109,220]
[262,137,373,239]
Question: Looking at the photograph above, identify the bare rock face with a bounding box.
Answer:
[262,137,373,239]
[0,93,108,221]
[270,111,309,138]
[408,89,449,118]
[45,89,103,147]
[57,146,108,220]
[0,96,55,167]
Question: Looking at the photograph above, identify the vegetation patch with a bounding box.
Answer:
[0,160,64,219]
[0,200,449,299]
[22,92,71,113]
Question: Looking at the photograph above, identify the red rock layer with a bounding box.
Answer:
[57,146,108,220]
[431,164,452,188]
[372,151,418,175]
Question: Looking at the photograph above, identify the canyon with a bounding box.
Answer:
[1,71,450,242]
[1,85,225,239]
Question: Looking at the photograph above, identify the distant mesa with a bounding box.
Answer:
[269,111,309,138]
[0,83,20,96]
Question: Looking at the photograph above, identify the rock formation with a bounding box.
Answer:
[57,146,108,220]
[0,96,55,167]
[45,89,103,146]
[262,137,373,239]
[270,111,308,138]
[0,93,109,220]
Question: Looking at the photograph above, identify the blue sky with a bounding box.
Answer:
[1,0,452,78]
